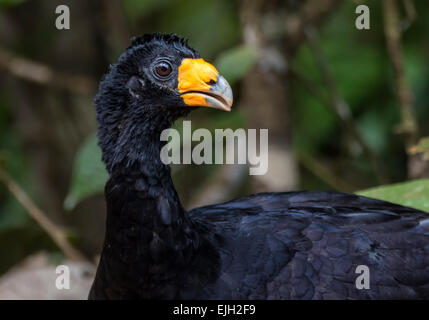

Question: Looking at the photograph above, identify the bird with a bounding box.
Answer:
[89,33,429,300]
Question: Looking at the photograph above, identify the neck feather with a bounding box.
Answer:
[101,102,192,237]
[93,97,219,299]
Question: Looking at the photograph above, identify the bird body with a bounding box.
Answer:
[189,192,429,299]
[89,33,429,300]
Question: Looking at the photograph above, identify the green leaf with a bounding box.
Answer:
[356,179,429,213]
[215,45,258,85]
[64,133,108,210]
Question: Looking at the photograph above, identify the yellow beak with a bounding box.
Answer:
[178,58,233,112]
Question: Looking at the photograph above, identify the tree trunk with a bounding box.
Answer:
[239,0,342,192]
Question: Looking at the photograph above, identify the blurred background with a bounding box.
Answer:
[0,0,428,299]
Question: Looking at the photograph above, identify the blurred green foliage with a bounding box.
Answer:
[215,45,258,85]
[64,133,108,211]
[123,0,175,21]
[125,0,240,59]
[357,179,429,213]
[0,92,30,231]
[0,0,25,8]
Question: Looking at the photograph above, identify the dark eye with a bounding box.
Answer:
[154,61,172,78]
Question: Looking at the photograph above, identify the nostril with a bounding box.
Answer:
[206,79,216,85]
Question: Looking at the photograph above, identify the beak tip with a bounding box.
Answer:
[211,74,233,111]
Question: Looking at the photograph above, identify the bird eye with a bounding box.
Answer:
[154,61,172,78]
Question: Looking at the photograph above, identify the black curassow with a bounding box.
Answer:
[89,33,429,300]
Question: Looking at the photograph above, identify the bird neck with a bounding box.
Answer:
[104,113,195,247]
[93,81,218,298]
[98,105,215,293]
[95,85,195,233]
[108,157,186,220]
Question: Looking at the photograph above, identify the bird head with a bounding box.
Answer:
[95,33,233,173]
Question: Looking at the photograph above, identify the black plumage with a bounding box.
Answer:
[89,33,429,300]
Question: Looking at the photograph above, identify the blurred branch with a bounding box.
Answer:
[303,25,389,184]
[284,0,342,48]
[290,67,328,103]
[239,0,300,192]
[382,0,418,148]
[290,70,382,189]
[402,0,417,29]
[409,137,429,161]
[0,168,89,262]
[239,0,344,192]
[298,154,356,193]
[0,47,96,95]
